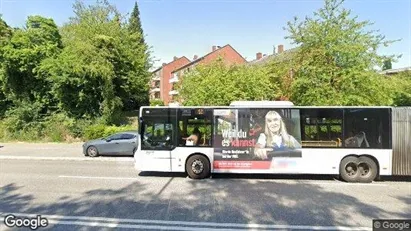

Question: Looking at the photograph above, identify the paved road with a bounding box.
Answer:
[0,158,410,231]
[0,142,134,162]
[0,142,85,158]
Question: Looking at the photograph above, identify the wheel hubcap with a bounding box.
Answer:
[345,162,358,177]
[191,160,204,174]
[89,148,96,156]
[358,163,370,177]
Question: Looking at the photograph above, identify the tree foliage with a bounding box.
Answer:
[38,0,152,123]
[129,1,145,45]
[0,1,152,141]
[283,0,400,106]
[0,16,12,46]
[176,58,279,106]
[0,16,13,117]
[1,16,62,120]
[389,71,411,106]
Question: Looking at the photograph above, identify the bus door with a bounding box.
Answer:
[140,108,178,172]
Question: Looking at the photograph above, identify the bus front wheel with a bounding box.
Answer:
[186,154,210,179]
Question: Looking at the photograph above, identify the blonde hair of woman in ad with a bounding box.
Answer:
[254,111,301,160]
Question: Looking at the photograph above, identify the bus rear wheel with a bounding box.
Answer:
[357,156,378,183]
[340,156,360,183]
[186,154,210,179]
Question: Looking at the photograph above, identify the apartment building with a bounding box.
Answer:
[149,56,191,105]
[168,44,247,105]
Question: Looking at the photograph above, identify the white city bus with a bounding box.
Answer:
[134,101,411,183]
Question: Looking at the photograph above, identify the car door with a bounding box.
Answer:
[100,133,123,155]
[116,134,137,155]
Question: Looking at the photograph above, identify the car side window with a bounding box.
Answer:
[108,134,122,141]
[121,134,135,140]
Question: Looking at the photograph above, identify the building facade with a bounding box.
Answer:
[168,45,247,105]
[149,56,191,105]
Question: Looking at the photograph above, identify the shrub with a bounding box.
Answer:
[83,124,136,140]
[150,99,164,106]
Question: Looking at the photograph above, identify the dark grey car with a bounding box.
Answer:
[83,131,139,157]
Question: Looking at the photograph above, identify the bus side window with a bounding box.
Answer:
[177,108,213,147]
[344,109,389,149]
[300,109,343,148]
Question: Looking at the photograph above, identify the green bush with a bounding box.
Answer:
[68,119,94,138]
[84,124,137,140]
[0,110,138,142]
[150,99,164,106]
[84,124,106,140]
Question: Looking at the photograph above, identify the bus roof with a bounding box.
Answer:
[140,104,393,110]
[229,101,294,107]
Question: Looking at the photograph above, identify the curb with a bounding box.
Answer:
[0,155,134,162]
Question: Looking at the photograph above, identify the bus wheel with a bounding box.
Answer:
[357,156,378,183]
[186,155,210,179]
[339,156,360,183]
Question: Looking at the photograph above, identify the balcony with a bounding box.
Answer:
[169,76,179,83]
[169,90,179,95]
[150,87,160,93]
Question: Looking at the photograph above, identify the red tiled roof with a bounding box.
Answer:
[171,44,246,73]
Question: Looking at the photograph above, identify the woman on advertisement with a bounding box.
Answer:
[254,110,301,160]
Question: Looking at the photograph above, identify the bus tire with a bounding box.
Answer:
[186,154,210,179]
[357,156,378,183]
[339,156,360,183]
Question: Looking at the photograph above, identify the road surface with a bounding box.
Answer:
[0,157,410,230]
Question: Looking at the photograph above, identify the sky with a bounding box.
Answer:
[1,0,410,70]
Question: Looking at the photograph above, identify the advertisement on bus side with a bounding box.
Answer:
[213,108,302,170]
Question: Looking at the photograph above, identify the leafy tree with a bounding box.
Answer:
[265,51,297,101]
[176,58,279,106]
[1,16,62,119]
[283,0,400,106]
[0,16,13,117]
[40,0,152,123]
[0,16,12,46]
[127,1,152,109]
[389,71,411,106]
[129,1,145,45]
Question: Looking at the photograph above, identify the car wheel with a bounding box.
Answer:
[87,146,99,157]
